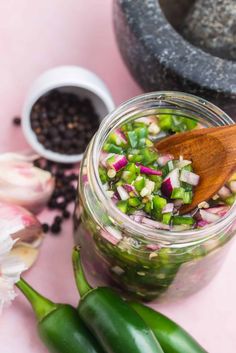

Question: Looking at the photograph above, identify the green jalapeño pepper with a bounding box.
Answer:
[16,278,105,353]
[129,302,208,353]
[72,247,164,353]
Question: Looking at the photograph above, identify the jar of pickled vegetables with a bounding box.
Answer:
[74,92,236,302]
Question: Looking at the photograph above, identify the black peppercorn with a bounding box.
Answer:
[54,215,63,224]
[42,223,49,233]
[51,223,61,234]
[30,90,100,155]
[63,210,71,219]
[32,157,78,236]
[13,116,21,126]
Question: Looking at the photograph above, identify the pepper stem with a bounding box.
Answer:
[16,277,57,322]
[72,246,92,298]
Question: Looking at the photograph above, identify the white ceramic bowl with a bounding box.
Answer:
[22,66,115,163]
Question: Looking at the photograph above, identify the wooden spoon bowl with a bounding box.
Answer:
[155,124,236,213]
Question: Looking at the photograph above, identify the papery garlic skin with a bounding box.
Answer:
[0,256,27,312]
[0,202,43,268]
[0,277,17,311]
[0,231,17,259]
[0,234,27,312]
[0,153,55,213]
[1,255,26,283]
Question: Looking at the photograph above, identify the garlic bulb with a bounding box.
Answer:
[0,202,44,268]
[0,153,54,213]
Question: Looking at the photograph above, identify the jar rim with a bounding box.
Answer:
[89,91,236,245]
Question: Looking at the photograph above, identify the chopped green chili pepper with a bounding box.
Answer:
[99,167,108,184]
[183,191,193,204]
[103,143,123,154]
[129,302,208,353]
[182,164,193,172]
[171,187,185,199]
[153,195,167,210]
[117,200,128,213]
[172,216,195,225]
[140,148,158,165]
[144,201,152,214]
[225,195,235,205]
[134,176,146,192]
[135,127,148,139]
[72,247,164,353]
[159,115,173,131]
[162,212,172,224]
[127,150,143,163]
[16,278,105,353]
[152,195,167,220]
[128,197,141,207]
[127,131,138,148]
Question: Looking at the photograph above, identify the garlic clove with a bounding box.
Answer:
[10,245,39,269]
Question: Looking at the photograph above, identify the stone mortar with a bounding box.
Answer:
[113,0,236,119]
[182,0,236,61]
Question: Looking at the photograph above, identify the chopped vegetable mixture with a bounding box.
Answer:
[99,115,234,231]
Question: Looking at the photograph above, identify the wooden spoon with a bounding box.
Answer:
[155,124,236,214]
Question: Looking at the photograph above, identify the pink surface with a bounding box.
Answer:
[0,1,235,352]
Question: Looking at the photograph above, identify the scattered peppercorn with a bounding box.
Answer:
[12,109,80,236]
[34,157,78,235]
[63,210,71,219]
[30,89,100,155]
[54,215,62,224]
[51,223,61,235]
[13,116,21,126]
[42,223,49,233]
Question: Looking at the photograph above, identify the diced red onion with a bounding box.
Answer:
[100,152,110,167]
[200,209,220,223]
[101,226,122,245]
[114,129,127,145]
[107,155,128,172]
[157,154,174,167]
[197,220,209,228]
[229,181,236,193]
[123,184,135,193]
[117,186,129,201]
[137,164,162,176]
[111,197,118,204]
[180,169,200,186]
[130,210,146,223]
[142,217,170,230]
[218,186,231,199]
[146,244,161,251]
[112,191,120,201]
[161,168,180,197]
[206,206,229,217]
[162,203,174,214]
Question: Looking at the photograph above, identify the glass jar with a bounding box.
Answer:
[74,92,236,302]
